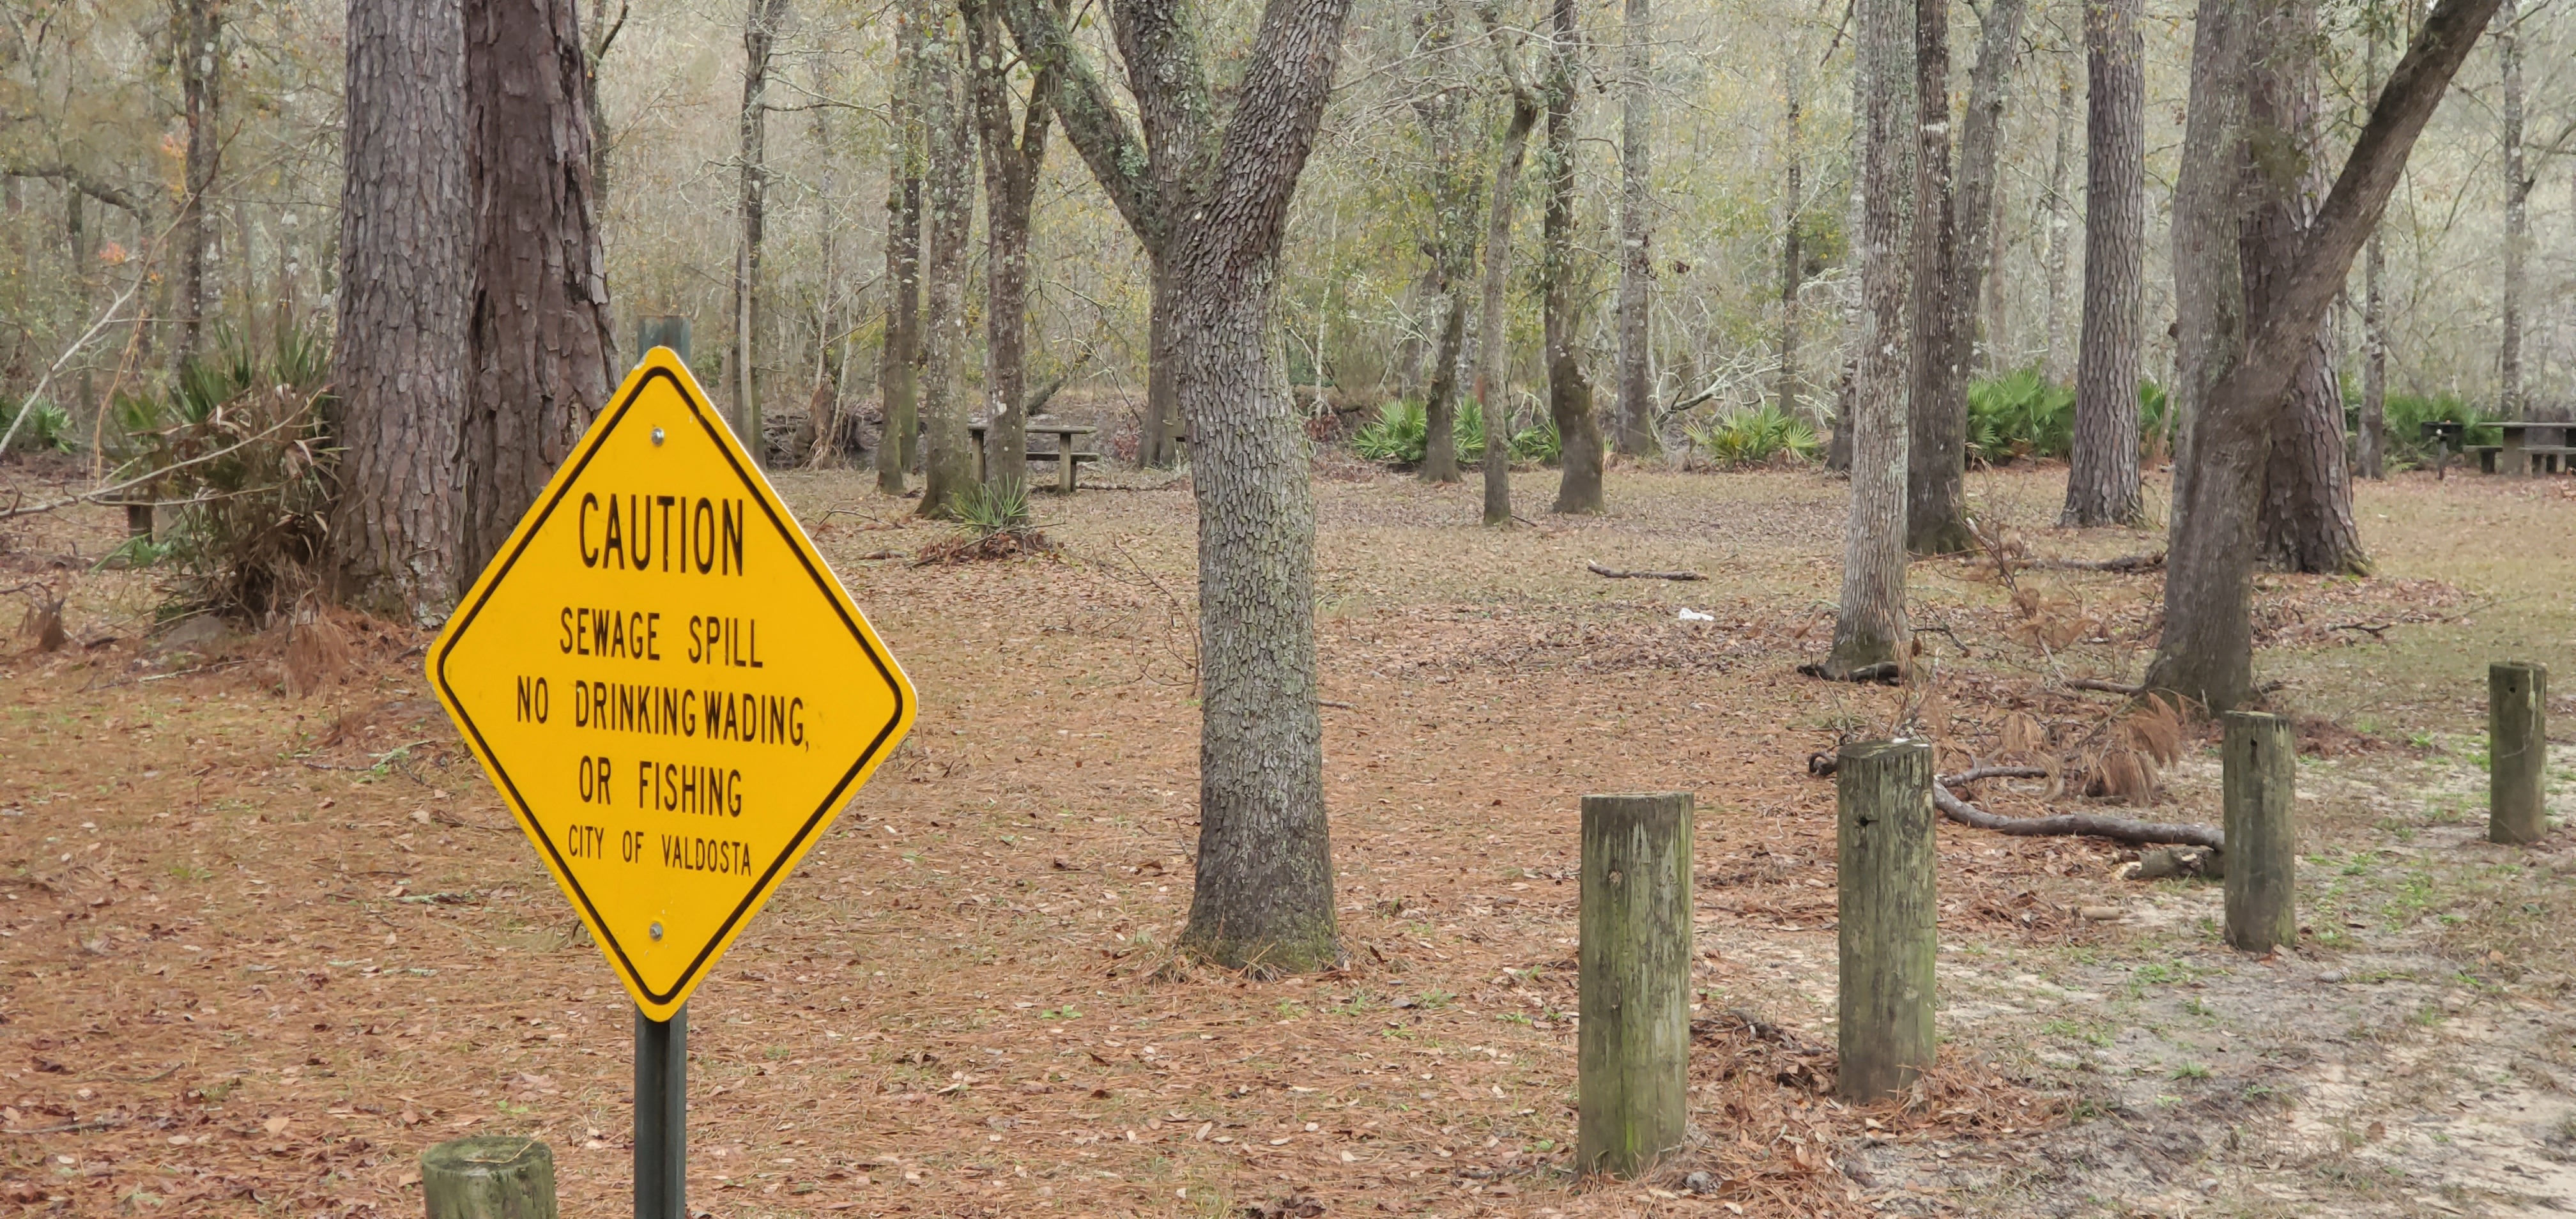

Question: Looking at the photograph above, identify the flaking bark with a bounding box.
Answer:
[462,0,618,578]
[332,0,471,621]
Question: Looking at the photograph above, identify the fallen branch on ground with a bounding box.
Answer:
[1795,659,1902,684]
[1585,560,1705,581]
[2066,677,2143,695]
[1935,766,2221,848]
[2028,552,2165,572]
[1805,757,2223,848]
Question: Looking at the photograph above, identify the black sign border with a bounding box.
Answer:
[431,362,909,1008]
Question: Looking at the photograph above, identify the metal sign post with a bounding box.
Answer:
[427,319,914,1219]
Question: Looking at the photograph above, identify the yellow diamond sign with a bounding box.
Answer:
[428,347,915,1020]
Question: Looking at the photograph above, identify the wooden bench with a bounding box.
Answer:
[2462,444,2503,474]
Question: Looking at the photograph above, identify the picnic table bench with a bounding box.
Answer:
[967,420,1100,493]
[2419,420,2574,478]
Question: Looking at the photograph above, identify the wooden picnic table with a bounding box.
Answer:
[2420,419,2574,478]
[967,420,1100,493]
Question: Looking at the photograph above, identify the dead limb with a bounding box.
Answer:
[1936,766,2221,848]
[1806,757,2223,848]
[2028,552,2164,572]
[1585,560,1705,581]
[2066,677,2143,696]
[1795,659,1902,684]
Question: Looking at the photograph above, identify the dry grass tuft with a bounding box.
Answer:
[281,601,353,698]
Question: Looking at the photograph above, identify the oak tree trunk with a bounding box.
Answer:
[2356,6,2386,479]
[2246,0,2365,574]
[878,10,926,494]
[462,0,618,578]
[2062,0,2146,526]
[1827,0,1912,677]
[1413,0,1482,486]
[1167,0,1352,976]
[2496,0,2524,418]
[1543,0,1605,515]
[999,0,1353,972]
[733,0,791,463]
[965,0,1057,483]
[332,0,471,621]
[172,0,223,360]
[2041,68,2075,381]
[1610,0,1657,457]
[1905,0,1968,555]
[2147,0,2500,711]
[1951,0,2027,401]
[916,4,979,516]
[1475,11,1539,525]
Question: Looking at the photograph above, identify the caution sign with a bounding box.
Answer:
[428,347,916,1020]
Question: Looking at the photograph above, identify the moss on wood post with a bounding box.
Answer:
[1836,739,1936,1101]
[2490,661,2548,844]
[2222,710,2297,952]
[422,1136,556,1219]
[1577,792,1693,1177]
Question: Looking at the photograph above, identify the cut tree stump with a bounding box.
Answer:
[2222,712,2297,953]
[422,1135,556,1219]
[1836,741,1936,1101]
[2490,661,2549,845]
[1577,792,1693,1177]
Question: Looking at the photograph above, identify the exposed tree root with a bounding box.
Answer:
[2066,677,2143,695]
[2028,552,2164,572]
[1935,765,2221,848]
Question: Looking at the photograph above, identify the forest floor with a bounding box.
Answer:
[2,456,2573,1218]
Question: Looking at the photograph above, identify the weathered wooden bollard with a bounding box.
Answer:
[422,1136,556,1219]
[1577,792,1694,1177]
[1836,740,1936,1101]
[2490,661,2549,845]
[2222,711,2297,953]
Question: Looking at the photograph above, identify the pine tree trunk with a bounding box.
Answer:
[733,0,790,464]
[332,0,471,621]
[1905,0,1968,556]
[1776,58,1804,416]
[173,0,223,360]
[1142,268,1181,467]
[2149,0,2500,710]
[1828,0,1912,677]
[2496,0,2523,418]
[1476,29,1538,526]
[877,10,925,494]
[2060,0,2143,525]
[916,5,978,517]
[1543,0,1605,514]
[2062,0,2145,526]
[2041,68,2075,381]
[1611,0,1657,457]
[462,0,617,578]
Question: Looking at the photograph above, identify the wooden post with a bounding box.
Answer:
[1836,740,1936,1101]
[2490,661,2549,845]
[422,1136,556,1219]
[2222,710,2297,952]
[1577,792,1693,1178]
